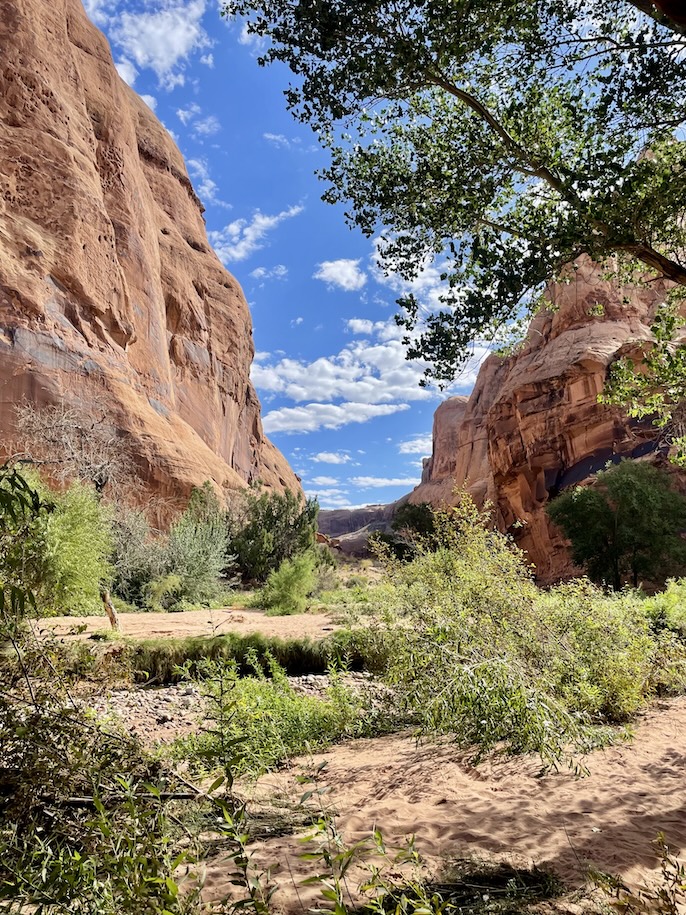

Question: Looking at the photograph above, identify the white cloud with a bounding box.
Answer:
[83,0,116,26]
[264,133,290,148]
[140,94,158,112]
[398,433,433,454]
[291,317,304,327]
[209,205,304,263]
[262,402,409,434]
[314,259,367,292]
[251,319,436,406]
[311,452,351,464]
[177,103,202,125]
[194,114,221,136]
[250,265,288,281]
[309,476,339,486]
[115,58,138,87]
[111,0,211,89]
[187,158,230,208]
[351,476,419,488]
[200,53,214,67]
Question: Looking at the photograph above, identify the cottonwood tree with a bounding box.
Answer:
[225,0,686,388]
[547,460,686,589]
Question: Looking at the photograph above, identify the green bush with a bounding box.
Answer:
[161,483,231,606]
[110,508,165,608]
[175,652,371,777]
[255,551,317,615]
[547,460,686,589]
[646,578,686,639]
[372,494,680,763]
[227,488,318,582]
[2,474,113,617]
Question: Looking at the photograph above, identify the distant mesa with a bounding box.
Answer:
[0,0,298,502]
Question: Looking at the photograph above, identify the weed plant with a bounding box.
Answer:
[174,651,378,777]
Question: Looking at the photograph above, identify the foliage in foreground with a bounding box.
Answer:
[547,460,686,590]
[226,0,686,390]
[175,652,377,778]
[372,497,686,763]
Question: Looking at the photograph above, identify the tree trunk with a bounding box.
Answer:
[100,588,120,631]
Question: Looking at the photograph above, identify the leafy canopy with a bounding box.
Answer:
[547,460,686,589]
[227,488,318,582]
[225,0,686,384]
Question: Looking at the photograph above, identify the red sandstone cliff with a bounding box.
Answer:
[0,0,299,499]
[410,259,669,579]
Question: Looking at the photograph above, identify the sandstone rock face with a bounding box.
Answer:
[410,259,667,580]
[0,0,298,500]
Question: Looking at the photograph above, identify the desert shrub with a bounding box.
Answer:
[227,488,318,582]
[110,508,165,608]
[535,581,659,720]
[373,494,674,762]
[547,460,686,589]
[3,473,113,616]
[175,652,372,777]
[254,551,317,615]
[646,578,686,639]
[161,483,231,607]
[144,573,183,612]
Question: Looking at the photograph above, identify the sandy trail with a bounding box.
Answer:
[204,697,686,911]
[38,607,339,641]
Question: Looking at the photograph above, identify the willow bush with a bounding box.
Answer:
[372,496,686,763]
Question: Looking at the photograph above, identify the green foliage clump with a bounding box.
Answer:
[227,488,318,582]
[255,551,317,615]
[646,578,686,640]
[374,494,683,763]
[0,471,112,617]
[547,460,686,590]
[110,483,231,612]
[110,508,164,608]
[176,652,370,777]
[535,581,657,721]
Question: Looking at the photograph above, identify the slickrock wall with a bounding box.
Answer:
[0,0,299,500]
[410,259,668,579]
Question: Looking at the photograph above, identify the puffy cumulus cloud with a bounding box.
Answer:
[311,452,351,464]
[314,259,367,292]
[398,433,433,455]
[251,319,435,406]
[115,58,138,86]
[309,476,339,486]
[351,476,419,488]
[111,0,211,89]
[291,317,304,327]
[140,94,158,112]
[250,265,288,282]
[262,402,409,435]
[209,205,304,264]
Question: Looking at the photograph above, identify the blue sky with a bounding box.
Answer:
[84,0,486,508]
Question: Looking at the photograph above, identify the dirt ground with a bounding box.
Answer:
[37,607,340,641]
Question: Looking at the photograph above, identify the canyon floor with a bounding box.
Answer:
[45,607,686,914]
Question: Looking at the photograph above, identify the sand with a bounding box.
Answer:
[37,607,340,641]
[202,697,686,912]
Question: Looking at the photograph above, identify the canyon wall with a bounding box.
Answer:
[410,259,669,579]
[0,0,299,501]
